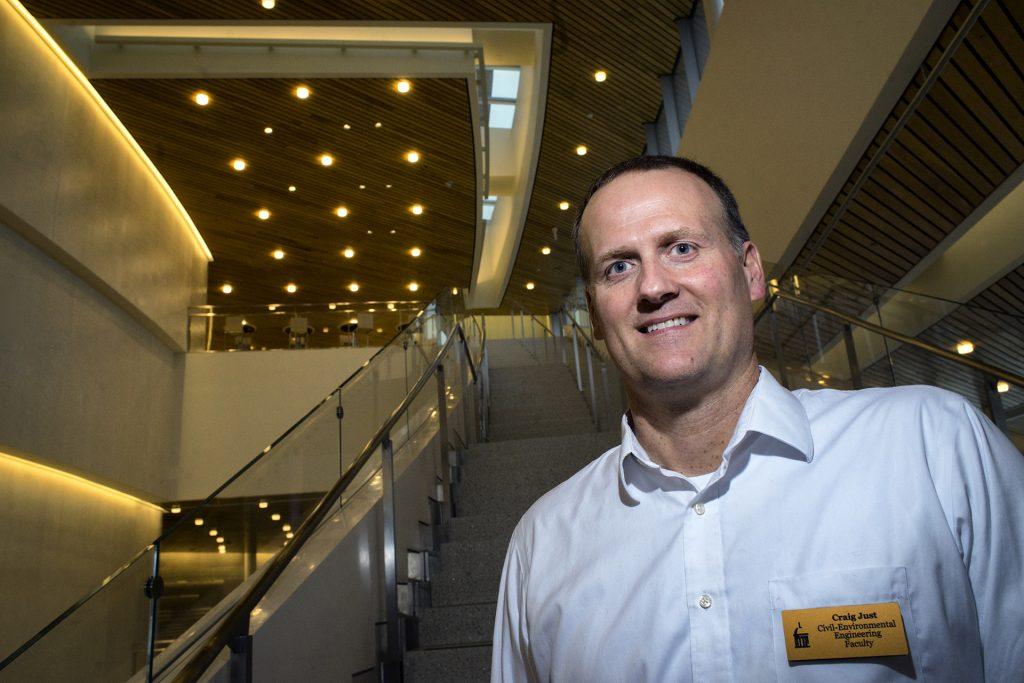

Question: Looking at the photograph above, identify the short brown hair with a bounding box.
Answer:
[572,155,749,283]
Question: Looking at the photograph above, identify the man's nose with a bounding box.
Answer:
[636,260,677,307]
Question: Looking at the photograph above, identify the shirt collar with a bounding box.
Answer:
[617,367,814,504]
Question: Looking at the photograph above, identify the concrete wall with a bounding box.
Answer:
[0,0,208,350]
[177,346,381,500]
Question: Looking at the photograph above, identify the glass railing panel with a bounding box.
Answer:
[187,301,424,352]
[0,546,155,681]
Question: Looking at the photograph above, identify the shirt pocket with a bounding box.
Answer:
[767,566,922,682]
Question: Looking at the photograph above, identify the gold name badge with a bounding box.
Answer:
[781,602,909,661]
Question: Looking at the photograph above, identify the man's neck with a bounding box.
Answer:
[628,361,760,477]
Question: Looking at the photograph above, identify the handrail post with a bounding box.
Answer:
[843,324,863,389]
[381,434,401,681]
[228,617,253,683]
[144,542,162,683]
[571,323,583,391]
[768,300,790,389]
[519,308,526,340]
[336,394,345,476]
[460,341,473,445]
[585,344,600,431]
[560,313,568,365]
[436,364,452,525]
[509,310,515,339]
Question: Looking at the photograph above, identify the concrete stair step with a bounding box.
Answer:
[448,513,521,545]
[404,645,492,682]
[487,416,597,441]
[418,602,497,649]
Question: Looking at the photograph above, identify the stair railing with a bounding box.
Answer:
[172,322,480,682]
[759,283,1023,439]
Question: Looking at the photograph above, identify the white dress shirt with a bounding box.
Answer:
[492,368,1024,681]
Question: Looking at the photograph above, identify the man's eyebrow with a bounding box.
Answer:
[594,227,707,266]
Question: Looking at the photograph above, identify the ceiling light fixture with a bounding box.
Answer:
[407,282,420,292]
[576,145,588,156]
[368,308,375,313]
[342,247,355,258]
[343,123,351,130]
[410,204,424,216]
[956,340,975,355]
[328,303,337,310]
[217,536,225,543]
[319,153,334,167]
[541,246,551,255]
[271,513,281,521]
[295,85,311,100]
[594,70,607,82]
[258,500,268,509]
[525,282,536,290]
[193,91,211,106]
[220,283,233,294]
[374,121,383,128]
[451,287,459,295]
[349,317,358,324]
[272,249,285,260]
[208,529,218,537]
[996,380,1010,393]
[261,0,275,8]
[194,518,204,526]
[285,283,298,294]
[286,531,294,539]
[558,200,570,210]
[359,184,366,190]
[263,126,273,134]
[387,303,396,311]
[282,524,292,532]
[409,247,422,257]
[395,79,412,94]
[334,206,349,218]
[288,185,296,192]
[170,505,182,514]
[218,545,227,554]
[268,304,278,311]
[257,208,271,220]
[348,282,360,292]
[405,151,420,164]
[230,158,247,171]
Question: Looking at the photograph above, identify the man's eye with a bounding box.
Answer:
[673,243,694,255]
[608,261,631,275]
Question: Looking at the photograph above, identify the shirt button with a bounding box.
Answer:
[693,502,705,515]
[698,594,713,609]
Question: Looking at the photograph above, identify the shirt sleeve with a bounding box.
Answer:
[950,400,1024,678]
[491,526,534,682]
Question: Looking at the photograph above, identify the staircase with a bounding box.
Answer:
[404,339,619,681]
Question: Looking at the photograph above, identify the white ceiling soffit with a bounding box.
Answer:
[45,21,552,310]
[677,0,959,278]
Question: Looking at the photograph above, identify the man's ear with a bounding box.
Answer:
[585,286,605,341]
[742,241,766,302]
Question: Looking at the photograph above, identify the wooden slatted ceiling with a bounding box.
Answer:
[90,77,475,306]
[789,0,1024,299]
[24,0,692,312]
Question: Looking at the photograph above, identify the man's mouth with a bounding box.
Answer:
[638,315,698,334]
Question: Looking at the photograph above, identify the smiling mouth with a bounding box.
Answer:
[638,315,697,334]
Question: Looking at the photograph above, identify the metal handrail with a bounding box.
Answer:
[0,294,445,674]
[172,324,478,681]
[769,289,1024,389]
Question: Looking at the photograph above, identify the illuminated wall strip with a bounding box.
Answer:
[7,0,214,262]
[0,450,167,513]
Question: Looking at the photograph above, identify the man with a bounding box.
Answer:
[491,155,1024,681]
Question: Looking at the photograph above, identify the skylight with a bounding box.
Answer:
[482,203,496,221]
[489,102,516,129]
[491,68,521,100]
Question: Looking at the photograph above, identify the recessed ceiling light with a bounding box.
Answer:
[410,204,424,216]
[374,122,383,128]
[272,249,285,260]
[348,282,360,292]
[366,230,373,235]
[268,304,278,311]
[170,505,182,514]
[525,282,535,290]
[258,500,268,509]
[194,518,204,526]
[193,91,211,106]
[285,283,298,293]
[405,151,420,164]
[956,340,975,355]
[263,126,273,134]
[359,184,366,190]
[218,545,227,554]
[996,380,1010,393]
[335,206,349,218]
[342,247,355,258]
[221,283,233,294]
[343,123,351,130]
[409,247,422,257]
[288,185,296,192]
[376,327,383,333]
[386,184,393,189]
[389,229,396,234]
[594,70,607,82]
[271,513,281,521]
[208,529,218,537]
[541,246,551,255]
[286,531,294,539]
[348,317,358,324]
[407,282,420,292]
[395,79,412,94]
[282,524,292,532]
[295,85,311,100]
[322,326,329,333]
[367,308,375,313]
[558,200,570,210]
[387,303,396,311]
[319,153,334,167]
[261,0,275,8]
[230,158,247,171]
[576,145,588,156]
[451,287,459,295]
[328,303,336,310]
[257,208,271,220]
